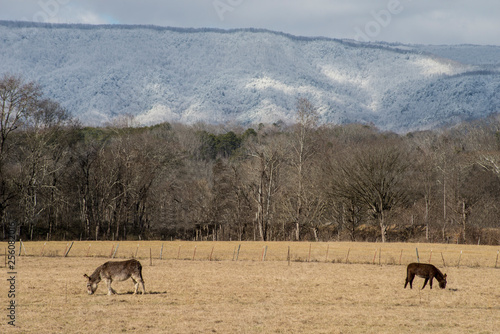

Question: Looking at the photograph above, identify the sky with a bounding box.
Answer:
[1,0,499,45]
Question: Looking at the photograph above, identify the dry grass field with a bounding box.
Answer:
[1,241,499,333]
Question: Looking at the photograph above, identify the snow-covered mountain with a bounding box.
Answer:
[1,21,499,133]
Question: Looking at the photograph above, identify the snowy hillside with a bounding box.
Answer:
[1,21,499,132]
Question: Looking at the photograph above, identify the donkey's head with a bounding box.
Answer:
[83,274,98,295]
[438,274,447,289]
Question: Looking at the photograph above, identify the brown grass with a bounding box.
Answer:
[1,241,499,333]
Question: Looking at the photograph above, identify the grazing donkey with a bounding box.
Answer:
[404,263,447,290]
[84,259,145,295]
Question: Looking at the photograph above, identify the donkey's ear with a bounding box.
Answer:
[443,274,447,278]
[83,274,90,280]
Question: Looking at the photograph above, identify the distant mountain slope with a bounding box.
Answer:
[1,21,499,132]
[411,44,500,66]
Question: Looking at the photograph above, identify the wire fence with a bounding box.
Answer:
[3,240,500,269]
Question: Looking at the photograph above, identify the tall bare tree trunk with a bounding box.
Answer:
[425,195,430,241]
[379,211,386,243]
[295,137,303,241]
[462,199,466,244]
[442,172,447,241]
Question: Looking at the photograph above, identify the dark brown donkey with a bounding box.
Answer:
[84,259,146,295]
[404,263,447,289]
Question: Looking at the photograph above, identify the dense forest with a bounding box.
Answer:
[1,74,500,244]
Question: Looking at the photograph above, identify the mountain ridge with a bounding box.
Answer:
[1,20,499,132]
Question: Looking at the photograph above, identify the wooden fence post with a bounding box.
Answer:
[64,241,74,257]
[236,244,241,261]
[63,243,68,257]
[111,243,119,259]
[41,242,46,256]
[260,245,268,261]
[287,246,291,266]
[415,248,420,263]
[18,239,27,256]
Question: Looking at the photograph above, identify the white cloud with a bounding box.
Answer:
[52,7,111,24]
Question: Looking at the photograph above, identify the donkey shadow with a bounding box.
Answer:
[123,290,167,295]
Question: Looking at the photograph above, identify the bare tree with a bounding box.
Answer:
[475,116,500,181]
[287,97,321,240]
[16,98,73,239]
[228,163,254,241]
[328,197,366,241]
[0,75,41,238]
[0,74,41,159]
[409,131,441,241]
[245,127,285,241]
[331,141,411,242]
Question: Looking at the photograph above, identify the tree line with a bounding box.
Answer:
[1,74,500,244]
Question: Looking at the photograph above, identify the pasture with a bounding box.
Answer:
[1,241,499,333]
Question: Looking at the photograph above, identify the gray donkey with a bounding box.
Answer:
[84,259,146,295]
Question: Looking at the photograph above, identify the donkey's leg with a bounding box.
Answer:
[140,279,146,294]
[131,277,138,294]
[429,277,434,289]
[132,274,145,294]
[136,270,146,294]
[105,279,116,295]
[421,278,429,289]
[405,274,414,289]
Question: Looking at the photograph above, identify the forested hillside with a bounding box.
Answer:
[1,21,500,132]
[1,75,500,244]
